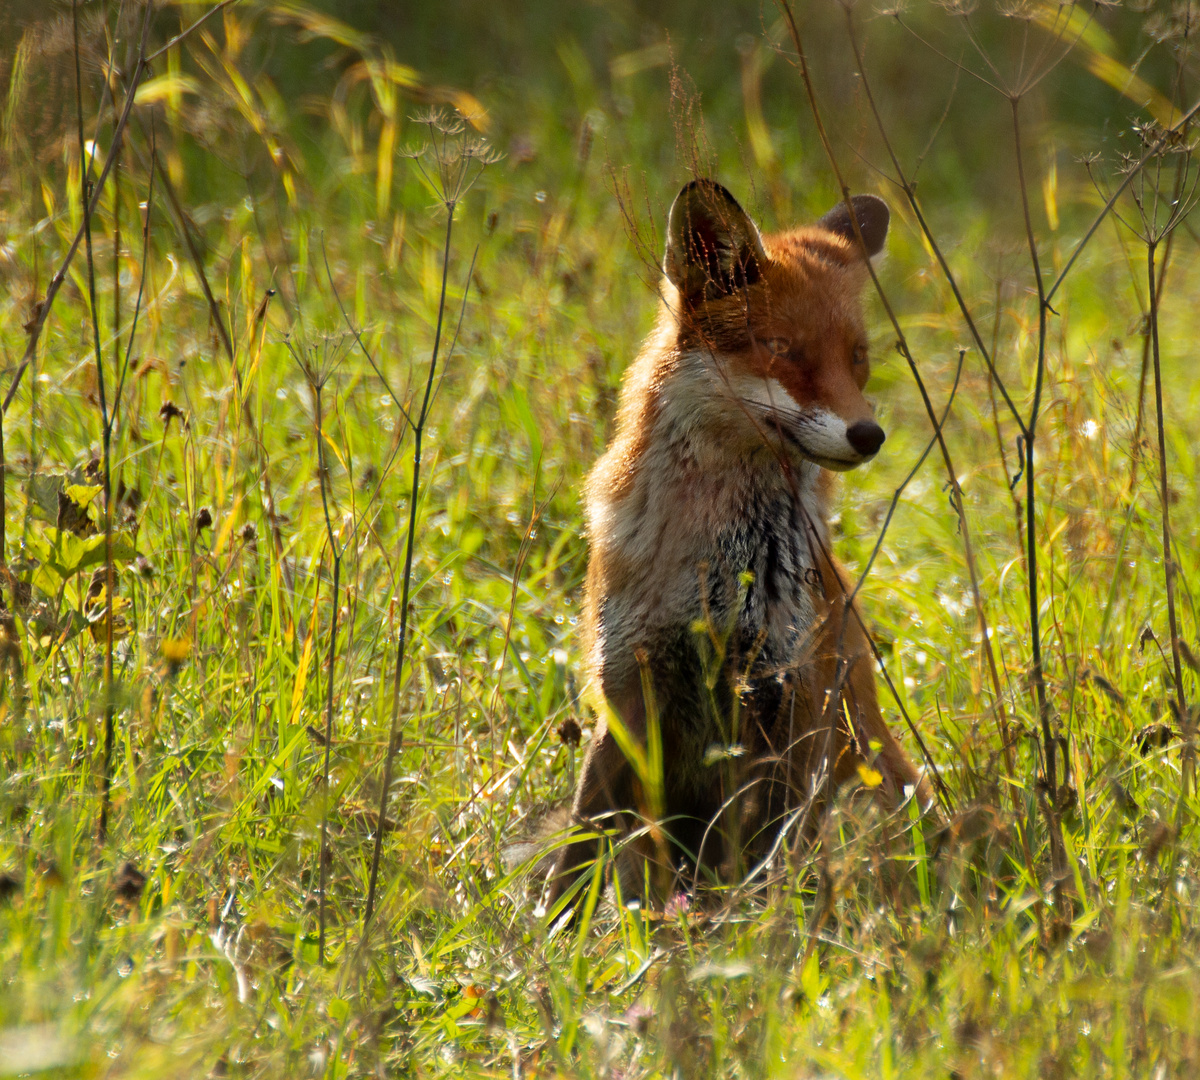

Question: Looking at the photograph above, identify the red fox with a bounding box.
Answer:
[548,180,928,913]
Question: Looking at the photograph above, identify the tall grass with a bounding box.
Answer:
[0,2,1198,1077]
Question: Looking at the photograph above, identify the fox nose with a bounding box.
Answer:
[846,419,886,457]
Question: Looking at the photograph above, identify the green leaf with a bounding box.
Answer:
[26,473,65,521]
[28,528,138,589]
[64,484,102,508]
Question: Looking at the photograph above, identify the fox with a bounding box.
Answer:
[547,179,929,914]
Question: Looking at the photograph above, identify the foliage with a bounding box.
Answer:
[0,1,1199,1077]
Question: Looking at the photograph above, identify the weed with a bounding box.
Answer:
[0,2,1198,1077]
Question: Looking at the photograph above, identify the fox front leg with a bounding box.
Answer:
[545,719,634,912]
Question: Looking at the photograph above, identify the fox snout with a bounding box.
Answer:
[845,418,885,458]
[765,402,885,471]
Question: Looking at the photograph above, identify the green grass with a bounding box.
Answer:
[1,1,1199,1076]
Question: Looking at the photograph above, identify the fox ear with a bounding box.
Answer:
[817,194,889,258]
[665,180,767,302]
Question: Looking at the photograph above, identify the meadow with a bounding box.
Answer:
[1,1,1199,1076]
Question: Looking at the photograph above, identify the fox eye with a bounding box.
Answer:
[853,345,869,366]
[761,338,790,358]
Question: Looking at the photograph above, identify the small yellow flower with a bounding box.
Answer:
[857,763,883,788]
[161,637,191,669]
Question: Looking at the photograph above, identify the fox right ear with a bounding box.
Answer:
[817,194,890,258]
[665,180,767,303]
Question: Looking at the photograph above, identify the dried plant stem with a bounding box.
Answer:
[112,126,155,427]
[145,0,238,63]
[831,350,969,814]
[318,554,341,960]
[836,10,1017,788]
[1146,241,1187,741]
[3,3,152,418]
[837,13,1200,897]
[1009,100,1054,787]
[78,1,157,843]
[1007,98,1072,905]
[778,1,999,800]
[846,24,1200,794]
[142,147,285,560]
[985,279,1028,640]
[1129,211,1179,494]
[74,0,117,844]
[112,143,121,365]
[1044,97,1200,307]
[843,17,1024,434]
[313,381,342,965]
[364,211,456,929]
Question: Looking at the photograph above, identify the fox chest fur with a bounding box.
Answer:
[585,343,830,788]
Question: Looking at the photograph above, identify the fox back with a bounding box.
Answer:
[549,181,923,911]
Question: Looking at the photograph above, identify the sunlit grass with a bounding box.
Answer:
[0,2,1198,1077]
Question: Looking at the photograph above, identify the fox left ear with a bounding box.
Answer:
[665,180,768,303]
[817,194,889,258]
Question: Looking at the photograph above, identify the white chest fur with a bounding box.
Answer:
[588,355,830,692]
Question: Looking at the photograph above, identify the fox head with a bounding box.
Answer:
[661,179,890,471]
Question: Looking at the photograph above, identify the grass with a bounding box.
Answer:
[1,1,1199,1076]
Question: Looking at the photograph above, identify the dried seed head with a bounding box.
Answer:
[114,862,147,903]
[556,717,582,747]
[0,871,20,902]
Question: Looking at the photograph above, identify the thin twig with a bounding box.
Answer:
[1147,241,1189,781]
[3,2,153,416]
[138,134,285,559]
[842,12,1026,437]
[778,1,996,806]
[837,11,1015,784]
[113,118,156,427]
[1046,97,1200,305]
[321,238,411,429]
[364,183,481,929]
[313,377,342,966]
[145,0,240,63]
[81,0,154,844]
[1009,97,1058,820]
